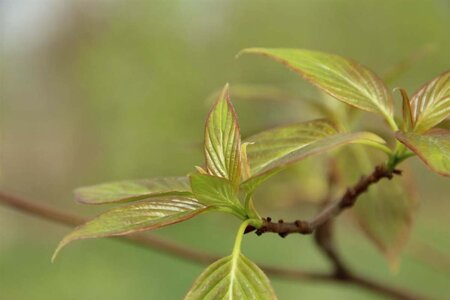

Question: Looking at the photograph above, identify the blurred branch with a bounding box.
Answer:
[0,190,425,299]
[314,159,350,278]
[382,44,436,84]
[249,164,401,237]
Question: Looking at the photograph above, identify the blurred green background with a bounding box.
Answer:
[1,0,449,299]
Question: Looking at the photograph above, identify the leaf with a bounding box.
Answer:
[205,84,242,187]
[241,119,387,192]
[240,48,394,123]
[394,88,413,131]
[339,146,417,266]
[396,129,450,176]
[75,177,191,204]
[52,197,207,261]
[410,71,450,133]
[189,174,241,208]
[184,254,277,300]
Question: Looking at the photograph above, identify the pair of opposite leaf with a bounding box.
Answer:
[53,48,449,299]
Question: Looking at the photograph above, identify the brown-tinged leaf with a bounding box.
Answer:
[75,177,191,204]
[241,119,387,192]
[205,84,242,187]
[52,197,207,261]
[240,48,394,124]
[410,70,450,133]
[396,129,450,176]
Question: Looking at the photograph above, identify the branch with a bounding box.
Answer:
[0,190,424,299]
[313,159,350,278]
[248,164,401,237]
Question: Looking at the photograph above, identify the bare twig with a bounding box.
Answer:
[0,190,425,299]
[249,164,402,237]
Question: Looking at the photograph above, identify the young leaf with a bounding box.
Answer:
[395,88,413,131]
[52,197,207,261]
[241,119,388,192]
[75,177,191,204]
[396,129,450,176]
[205,84,242,187]
[240,142,253,181]
[240,48,395,127]
[410,71,450,133]
[185,220,276,300]
[189,174,242,209]
[184,254,277,300]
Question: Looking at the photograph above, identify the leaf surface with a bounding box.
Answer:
[190,174,241,208]
[410,71,450,133]
[185,254,277,300]
[205,84,242,187]
[53,197,207,260]
[240,48,394,122]
[75,177,191,204]
[241,119,387,191]
[396,129,450,176]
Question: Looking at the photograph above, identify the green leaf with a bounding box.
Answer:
[396,129,450,176]
[241,119,388,192]
[339,146,416,266]
[52,197,207,261]
[184,254,277,300]
[190,174,240,207]
[410,71,450,133]
[205,84,242,187]
[240,48,395,127]
[75,177,191,204]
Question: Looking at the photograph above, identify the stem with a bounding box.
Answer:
[251,164,401,237]
[0,191,427,299]
[386,114,399,132]
[232,219,252,257]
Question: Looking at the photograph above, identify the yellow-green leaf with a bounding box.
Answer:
[52,197,207,261]
[241,119,387,191]
[189,174,241,209]
[75,177,191,204]
[240,48,394,125]
[184,254,277,300]
[205,84,242,187]
[410,71,450,133]
[396,129,450,176]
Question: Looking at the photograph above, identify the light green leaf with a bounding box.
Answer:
[396,129,450,176]
[339,146,417,266]
[205,84,242,187]
[185,254,277,300]
[410,71,450,133]
[190,174,240,207]
[241,119,388,192]
[52,197,207,261]
[75,177,191,204]
[240,48,395,127]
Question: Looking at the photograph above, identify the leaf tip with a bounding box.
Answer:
[235,48,263,59]
[51,237,70,263]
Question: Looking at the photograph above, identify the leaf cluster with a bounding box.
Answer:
[54,48,449,298]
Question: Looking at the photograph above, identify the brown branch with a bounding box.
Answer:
[0,190,425,300]
[313,159,350,278]
[249,164,402,237]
